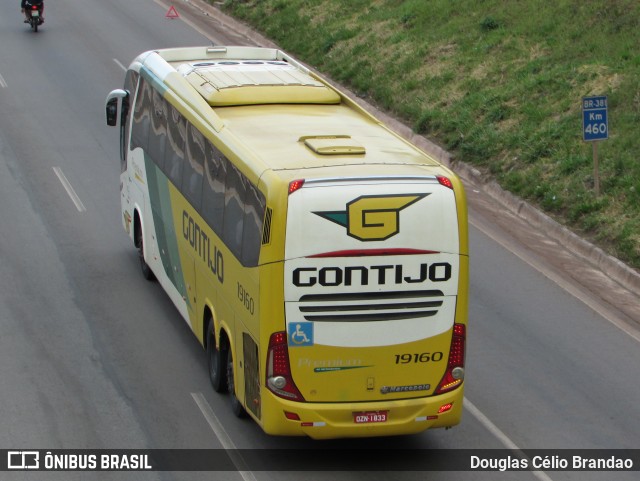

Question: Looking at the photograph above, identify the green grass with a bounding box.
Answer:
[217,0,640,269]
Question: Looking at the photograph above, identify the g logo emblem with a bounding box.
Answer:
[315,194,428,241]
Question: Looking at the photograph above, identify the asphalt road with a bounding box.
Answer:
[0,1,638,480]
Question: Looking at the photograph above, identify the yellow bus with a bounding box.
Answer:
[106,46,468,439]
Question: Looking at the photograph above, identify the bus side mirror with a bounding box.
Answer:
[105,89,128,126]
[106,98,118,126]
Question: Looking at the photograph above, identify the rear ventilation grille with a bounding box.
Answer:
[242,333,260,419]
[261,207,273,245]
[298,290,444,322]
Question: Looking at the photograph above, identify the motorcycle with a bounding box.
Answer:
[24,0,44,32]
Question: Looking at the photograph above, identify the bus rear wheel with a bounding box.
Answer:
[207,321,227,393]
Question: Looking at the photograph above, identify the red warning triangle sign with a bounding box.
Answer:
[166,6,180,19]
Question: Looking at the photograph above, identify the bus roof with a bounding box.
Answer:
[138,46,448,180]
[213,103,441,173]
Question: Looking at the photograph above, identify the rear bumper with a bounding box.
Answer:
[259,386,464,439]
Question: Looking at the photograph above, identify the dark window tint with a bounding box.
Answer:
[201,141,227,235]
[182,125,204,210]
[223,163,247,259]
[165,103,186,186]
[148,89,167,170]
[121,70,139,170]
[242,183,266,266]
[131,77,151,152]
[131,77,265,267]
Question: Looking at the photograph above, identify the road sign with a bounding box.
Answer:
[166,6,180,19]
[582,95,608,141]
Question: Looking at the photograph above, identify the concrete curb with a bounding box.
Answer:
[191,0,640,295]
[479,176,640,294]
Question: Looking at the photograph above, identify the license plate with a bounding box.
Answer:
[354,411,388,424]
[31,11,39,17]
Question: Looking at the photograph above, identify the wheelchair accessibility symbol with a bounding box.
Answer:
[288,322,313,346]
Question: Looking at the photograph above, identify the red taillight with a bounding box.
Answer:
[288,179,305,194]
[437,175,453,190]
[434,323,466,394]
[270,333,290,375]
[448,323,465,365]
[266,331,305,401]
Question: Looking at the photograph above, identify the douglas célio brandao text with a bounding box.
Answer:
[470,454,634,471]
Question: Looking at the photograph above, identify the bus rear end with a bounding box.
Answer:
[262,174,468,438]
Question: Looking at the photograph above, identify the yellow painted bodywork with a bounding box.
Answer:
[124,46,469,438]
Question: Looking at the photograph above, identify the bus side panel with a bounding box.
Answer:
[164,173,264,420]
[130,156,191,326]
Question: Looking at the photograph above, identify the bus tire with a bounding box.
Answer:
[207,320,227,393]
[136,220,154,281]
[227,349,246,418]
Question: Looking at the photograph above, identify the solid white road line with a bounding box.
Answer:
[194,389,554,480]
[191,392,257,481]
[52,167,86,212]
[113,58,127,72]
[464,397,555,481]
[470,217,640,344]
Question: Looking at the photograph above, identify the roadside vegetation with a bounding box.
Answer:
[217,0,640,269]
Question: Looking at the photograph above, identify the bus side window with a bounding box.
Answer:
[201,141,227,236]
[223,163,247,260]
[148,90,168,171]
[131,77,151,153]
[121,70,139,171]
[182,125,204,211]
[241,184,265,267]
[165,104,186,187]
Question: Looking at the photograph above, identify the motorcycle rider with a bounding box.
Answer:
[21,0,44,24]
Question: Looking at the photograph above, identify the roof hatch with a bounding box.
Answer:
[301,135,366,155]
[176,61,340,106]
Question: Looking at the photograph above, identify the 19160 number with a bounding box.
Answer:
[237,282,255,315]
[394,352,443,364]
